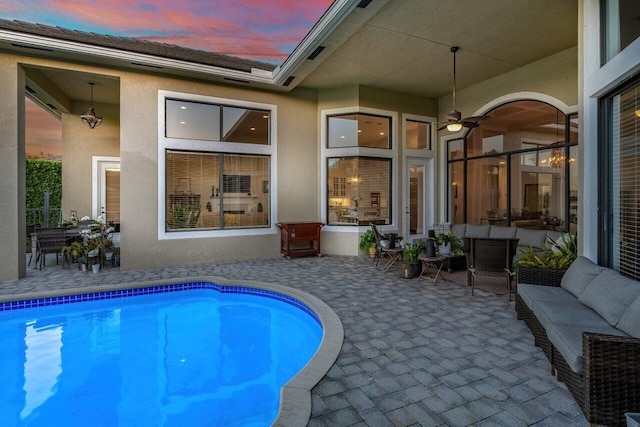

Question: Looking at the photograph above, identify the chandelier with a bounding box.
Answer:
[80,82,102,129]
[549,148,566,167]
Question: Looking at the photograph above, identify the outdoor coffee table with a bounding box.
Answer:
[418,254,448,284]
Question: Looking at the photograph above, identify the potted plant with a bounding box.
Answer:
[359,229,377,258]
[514,233,577,286]
[434,231,462,256]
[62,241,85,270]
[101,235,115,262]
[402,242,424,277]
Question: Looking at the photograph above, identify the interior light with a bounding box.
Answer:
[180,106,187,110]
[262,114,269,119]
[180,121,186,125]
[250,127,256,131]
[379,132,385,136]
[446,123,463,132]
[357,129,362,133]
[341,135,345,139]
[635,109,640,118]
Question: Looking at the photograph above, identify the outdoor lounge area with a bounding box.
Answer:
[1,253,588,426]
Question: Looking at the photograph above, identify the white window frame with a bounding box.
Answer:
[158,90,277,240]
[321,107,398,232]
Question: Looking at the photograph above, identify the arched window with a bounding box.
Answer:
[446,100,578,233]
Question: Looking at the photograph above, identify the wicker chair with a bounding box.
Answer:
[34,227,68,270]
[464,237,519,300]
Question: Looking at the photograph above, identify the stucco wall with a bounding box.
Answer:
[61,101,120,219]
[439,47,579,119]
[118,72,320,269]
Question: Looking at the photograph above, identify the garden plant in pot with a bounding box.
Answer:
[434,231,463,256]
[514,233,577,286]
[359,229,377,258]
[61,241,85,270]
[402,242,424,277]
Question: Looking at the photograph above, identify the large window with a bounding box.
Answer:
[447,100,578,233]
[160,92,275,237]
[323,109,396,227]
[602,77,640,280]
[166,151,269,231]
[327,157,391,225]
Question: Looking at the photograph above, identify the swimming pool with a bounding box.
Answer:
[0,279,343,426]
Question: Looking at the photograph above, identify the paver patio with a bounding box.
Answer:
[1,254,587,426]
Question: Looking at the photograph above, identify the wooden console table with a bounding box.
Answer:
[276,222,324,259]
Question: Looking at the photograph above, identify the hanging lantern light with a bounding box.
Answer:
[80,82,102,129]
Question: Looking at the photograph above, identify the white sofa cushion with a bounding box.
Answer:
[517,283,576,309]
[489,226,517,238]
[464,224,490,238]
[545,323,627,373]
[560,256,604,297]
[579,268,640,326]
[617,294,640,338]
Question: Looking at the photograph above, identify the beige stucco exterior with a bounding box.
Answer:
[0,43,578,281]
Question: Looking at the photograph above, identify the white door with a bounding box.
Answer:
[404,158,433,241]
[92,156,120,223]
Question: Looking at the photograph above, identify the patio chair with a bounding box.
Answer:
[34,227,68,270]
[370,224,404,270]
[464,237,519,300]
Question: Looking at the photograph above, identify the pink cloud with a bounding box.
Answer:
[1,0,333,62]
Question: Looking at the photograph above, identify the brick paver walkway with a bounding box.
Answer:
[2,254,587,426]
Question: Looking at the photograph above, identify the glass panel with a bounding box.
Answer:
[569,145,578,235]
[603,0,640,63]
[327,157,391,225]
[467,101,565,157]
[448,139,464,160]
[327,114,391,148]
[510,149,566,230]
[105,169,120,224]
[467,156,507,225]
[611,82,640,280]
[406,120,431,149]
[166,99,220,141]
[222,107,270,145]
[166,150,213,230]
[408,163,424,236]
[165,151,269,231]
[222,154,270,228]
[450,161,464,224]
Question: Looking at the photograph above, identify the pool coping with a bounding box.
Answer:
[0,275,344,427]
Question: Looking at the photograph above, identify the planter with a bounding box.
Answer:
[87,249,99,257]
[368,246,376,258]
[81,264,87,272]
[91,264,100,273]
[411,261,422,277]
[438,242,451,256]
[398,263,414,279]
[105,252,114,261]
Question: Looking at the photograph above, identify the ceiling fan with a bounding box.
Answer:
[439,46,490,132]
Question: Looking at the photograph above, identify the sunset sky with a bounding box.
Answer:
[2,0,333,157]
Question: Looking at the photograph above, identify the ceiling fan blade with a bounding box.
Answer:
[461,121,480,129]
[462,115,490,122]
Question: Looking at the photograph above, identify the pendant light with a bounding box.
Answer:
[80,82,102,129]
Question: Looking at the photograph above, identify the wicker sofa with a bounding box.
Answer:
[449,223,559,259]
[516,256,640,426]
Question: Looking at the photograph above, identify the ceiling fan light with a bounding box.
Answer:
[446,122,463,132]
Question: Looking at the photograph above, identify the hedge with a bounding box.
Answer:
[26,159,62,209]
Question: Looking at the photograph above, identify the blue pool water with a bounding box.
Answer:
[0,284,323,426]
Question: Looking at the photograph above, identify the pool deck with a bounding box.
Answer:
[2,254,587,426]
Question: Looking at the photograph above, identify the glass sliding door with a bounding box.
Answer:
[405,158,431,239]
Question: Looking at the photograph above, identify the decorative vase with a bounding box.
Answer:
[438,242,451,256]
[411,261,422,277]
[105,252,113,261]
[92,264,100,273]
[368,246,376,258]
